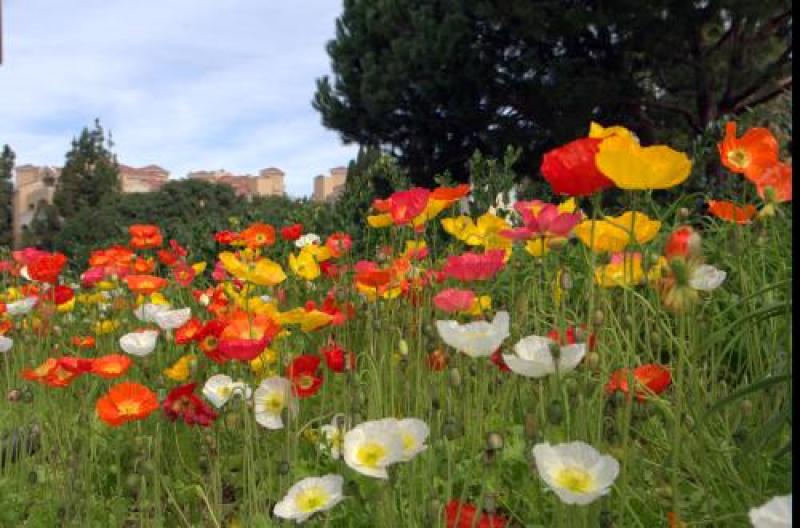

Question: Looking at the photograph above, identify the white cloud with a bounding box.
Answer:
[0,0,357,197]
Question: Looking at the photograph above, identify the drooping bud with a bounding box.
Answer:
[664,225,702,260]
[448,367,462,388]
[592,309,605,327]
[559,270,573,291]
[546,400,564,425]
[486,432,504,451]
[677,207,690,220]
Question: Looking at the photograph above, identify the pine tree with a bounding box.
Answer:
[0,145,15,248]
[53,119,120,222]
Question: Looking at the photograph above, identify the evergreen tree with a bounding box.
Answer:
[53,119,120,222]
[314,0,792,186]
[0,145,15,248]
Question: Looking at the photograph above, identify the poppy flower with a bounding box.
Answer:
[605,364,672,401]
[197,319,228,364]
[374,187,432,226]
[427,348,449,371]
[444,500,508,528]
[214,230,239,245]
[490,348,511,372]
[273,474,345,523]
[172,263,196,287]
[287,355,324,398]
[175,317,203,345]
[96,382,160,427]
[218,312,280,361]
[26,252,68,284]
[289,248,321,281]
[325,232,352,258]
[22,358,59,384]
[596,134,692,190]
[163,354,197,382]
[239,223,276,248]
[442,250,506,282]
[218,252,287,287]
[664,225,702,260]
[71,335,96,348]
[541,137,614,196]
[752,161,792,203]
[158,249,180,267]
[532,441,620,505]
[56,356,94,375]
[707,200,757,224]
[547,325,597,351]
[91,354,132,379]
[162,382,216,427]
[132,257,155,274]
[574,211,661,253]
[718,122,779,181]
[594,252,666,288]
[125,274,169,295]
[319,260,342,279]
[280,223,303,241]
[129,224,163,249]
[322,342,355,373]
[441,213,512,256]
[433,288,477,313]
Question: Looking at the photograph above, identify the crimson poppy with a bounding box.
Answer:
[162,383,217,427]
[287,355,323,398]
[541,137,614,197]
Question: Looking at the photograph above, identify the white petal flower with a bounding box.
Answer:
[689,264,727,291]
[0,336,12,353]
[119,330,159,357]
[203,374,253,409]
[749,494,792,528]
[295,233,321,249]
[396,418,429,462]
[133,302,171,323]
[273,474,345,523]
[6,297,37,316]
[532,441,620,505]
[343,419,404,479]
[153,307,191,330]
[435,311,510,358]
[320,414,348,460]
[503,336,586,378]
[253,377,296,430]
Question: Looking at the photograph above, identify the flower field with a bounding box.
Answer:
[0,122,792,526]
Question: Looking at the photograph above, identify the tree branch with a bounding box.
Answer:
[731,77,792,113]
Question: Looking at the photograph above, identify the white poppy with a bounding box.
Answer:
[273,474,345,523]
[133,302,171,323]
[503,335,586,378]
[253,377,296,430]
[343,419,404,479]
[320,415,347,460]
[6,297,37,316]
[532,441,620,505]
[119,330,159,357]
[295,233,321,249]
[396,418,429,462]
[435,310,510,358]
[0,336,12,353]
[749,494,792,528]
[202,374,251,409]
[689,264,727,291]
[153,307,191,330]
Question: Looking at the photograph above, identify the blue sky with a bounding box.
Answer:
[0,0,358,197]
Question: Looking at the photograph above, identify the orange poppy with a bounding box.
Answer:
[71,335,97,349]
[718,122,779,181]
[0,319,11,335]
[239,223,276,248]
[22,358,59,383]
[133,257,156,274]
[129,224,163,250]
[91,354,132,379]
[752,161,792,203]
[175,317,203,344]
[96,382,160,427]
[124,274,169,295]
[89,245,135,269]
[707,200,757,224]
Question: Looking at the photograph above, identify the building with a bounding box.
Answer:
[186,167,286,198]
[312,166,347,202]
[11,163,170,247]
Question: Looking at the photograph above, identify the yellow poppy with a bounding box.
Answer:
[288,249,321,281]
[574,211,661,253]
[163,354,197,382]
[367,214,393,228]
[595,135,691,190]
[588,122,637,141]
[219,252,286,287]
[594,254,666,288]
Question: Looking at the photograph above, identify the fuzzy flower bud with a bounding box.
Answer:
[664,225,702,260]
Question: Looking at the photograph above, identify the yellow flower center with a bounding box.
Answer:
[295,486,330,513]
[262,393,284,414]
[553,466,596,494]
[117,400,142,416]
[727,149,750,169]
[401,433,416,453]
[355,442,387,468]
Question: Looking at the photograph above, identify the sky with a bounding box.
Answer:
[0,0,358,198]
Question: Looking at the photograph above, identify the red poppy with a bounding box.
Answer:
[541,137,614,197]
[56,356,94,375]
[239,223,276,248]
[319,260,342,279]
[218,312,280,361]
[175,318,203,345]
[375,188,431,225]
[428,348,449,371]
[707,200,757,224]
[129,224,163,250]
[287,355,324,398]
[664,225,702,259]
[214,230,239,245]
[442,250,506,282]
[752,161,792,203]
[39,284,74,307]
[27,252,68,284]
[433,288,476,313]
[325,232,352,258]
[91,354,132,379]
[43,362,81,388]
[162,383,217,427]
[547,325,596,351]
[280,223,303,241]
[321,341,356,373]
[132,257,155,274]
[718,122,779,181]
[0,320,13,335]
[606,364,672,401]
[96,382,160,427]
[172,263,196,287]
[444,500,508,528]
[71,335,96,348]
[490,349,511,372]
[158,249,180,267]
[197,319,228,364]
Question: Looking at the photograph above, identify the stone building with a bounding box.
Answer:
[312,166,347,202]
[186,167,286,198]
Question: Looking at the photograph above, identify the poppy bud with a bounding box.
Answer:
[655,484,673,500]
[546,400,564,425]
[549,342,561,363]
[559,270,573,290]
[664,225,702,259]
[740,399,753,418]
[592,309,605,327]
[125,474,142,495]
[482,448,496,465]
[427,499,442,523]
[483,493,498,514]
[448,368,462,387]
[585,352,600,371]
[7,389,21,402]
[677,207,690,220]
[21,390,33,404]
[486,432,504,451]
[277,460,290,475]
[398,339,409,356]
[524,413,538,440]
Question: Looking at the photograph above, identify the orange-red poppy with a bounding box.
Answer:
[606,364,672,402]
[752,161,792,203]
[71,335,97,348]
[124,274,169,295]
[22,358,59,383]
[239,223,276,248]
[718,122,779,181]
[129,224,163,250]
[91,354,132,379]
[133,257,156,274]
[96,382,160,427]
[175,317,203,344]
[27,252,68,284]
[707,200,757,224]
[89,245,135,270]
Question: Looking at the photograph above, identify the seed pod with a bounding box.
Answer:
[448,368,462,388]
[486,432,504,451]
[482,448,496,465]
[559,271,573,291]
[21,390,33,404]
[677,207,690,220]
[427,499,442,523]
[546,400,564,425]
[277,460,290,475]
[524,414,538,440]
[7,389,21,402]
[584,352,600,370]
[592,310,605,328]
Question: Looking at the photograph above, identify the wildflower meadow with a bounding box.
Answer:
[0,121,792,526]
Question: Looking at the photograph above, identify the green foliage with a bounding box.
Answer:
[315,0,791,186]
[0,145,15,248]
